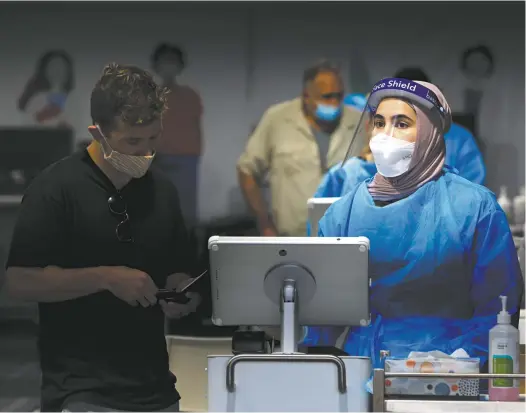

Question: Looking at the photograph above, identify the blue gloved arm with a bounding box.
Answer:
[314,163,346,198]
[314,172,334,198]
[301,326,340,346]
[448,128,486,185]
[450,206,523,363]
[471,207,522,317]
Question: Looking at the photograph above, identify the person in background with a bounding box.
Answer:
[4,63,201,412]
[237,60,364,237]
[151,43,203,228]
[312,91,375,199]
[461,45,495,80]
[304,78,522,372]
[305,139,375,236]
[314,139,375,199]
[460,44,495,119]
[459,44,496,158]
[17,50,75,128]
[343,93,368,112]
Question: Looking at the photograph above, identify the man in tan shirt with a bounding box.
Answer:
[151,43,203,227]
[237,61,365,237]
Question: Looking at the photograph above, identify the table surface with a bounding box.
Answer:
[385,397,525,413]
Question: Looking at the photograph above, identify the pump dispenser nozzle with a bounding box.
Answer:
[497,295,511,324]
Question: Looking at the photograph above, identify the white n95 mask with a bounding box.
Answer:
[369,133,415,178]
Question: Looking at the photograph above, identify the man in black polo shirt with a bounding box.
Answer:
[4,63,200,412]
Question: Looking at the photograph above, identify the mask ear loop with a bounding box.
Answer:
[95,124,114,158]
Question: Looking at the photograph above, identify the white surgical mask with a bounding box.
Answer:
[96,125,155,179]
[369,133,415,178]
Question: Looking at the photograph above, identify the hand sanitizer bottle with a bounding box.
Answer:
[488,296,520,401]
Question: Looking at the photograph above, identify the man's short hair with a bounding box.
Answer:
[303,59,341,87]
[90,63,168,132]
[151,43,186,68]
[394,67,431,83]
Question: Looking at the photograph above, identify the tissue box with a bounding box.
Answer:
[385,355,480,397]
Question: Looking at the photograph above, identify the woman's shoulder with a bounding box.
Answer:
[325,158,367,181]
[320,181,365,223]
[441,172,499,213]
[338,157,369,175]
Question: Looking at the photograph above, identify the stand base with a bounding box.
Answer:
[207,354,371,412]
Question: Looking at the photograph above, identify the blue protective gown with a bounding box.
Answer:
[314,157,377,198]
[343,93,368,111]
[343,93,486,186]
[303,172,523,367]
[444,123,486,185]
[306,158,377,236]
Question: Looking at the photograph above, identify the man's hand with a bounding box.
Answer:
[103,266,158,307]
[261,226,278,237]
[260,220,278,237]
[159,273,201,319]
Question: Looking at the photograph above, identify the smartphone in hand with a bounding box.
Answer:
[176,269,208,293]
[156,270,208,304]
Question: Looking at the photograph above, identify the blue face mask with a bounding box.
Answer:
[315,104,341,122]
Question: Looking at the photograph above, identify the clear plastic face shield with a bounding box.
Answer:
[342,78,447,166]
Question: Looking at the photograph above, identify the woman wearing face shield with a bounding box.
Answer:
[303,78,523,373]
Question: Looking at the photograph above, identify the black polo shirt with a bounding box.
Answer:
[6,149,191,411]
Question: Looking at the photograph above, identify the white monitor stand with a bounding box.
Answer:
[206,236,372,412]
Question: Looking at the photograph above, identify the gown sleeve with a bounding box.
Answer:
[446,126,486,185]
[448,204,523,363]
